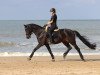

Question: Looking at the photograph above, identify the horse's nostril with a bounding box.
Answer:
[26,36,30,39]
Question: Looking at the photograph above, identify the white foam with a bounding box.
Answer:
[0,52,100,57]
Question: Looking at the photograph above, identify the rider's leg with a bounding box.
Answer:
[47,27,53,43]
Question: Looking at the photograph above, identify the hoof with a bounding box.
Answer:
[63,54,66,59]
[52,59,55,62]
[27,57,31,61]
[83,59,86,62]
[81,58,86,62]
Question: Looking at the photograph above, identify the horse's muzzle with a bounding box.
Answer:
[26,35,31,39]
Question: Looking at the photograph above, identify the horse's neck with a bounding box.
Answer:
[32,27,44,37]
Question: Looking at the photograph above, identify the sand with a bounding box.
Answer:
[0,55,100,75]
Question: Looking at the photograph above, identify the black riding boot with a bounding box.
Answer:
[49,32,53,43]
[48,28,53,43]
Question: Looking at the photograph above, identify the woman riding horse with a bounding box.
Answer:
[46,8,58,43]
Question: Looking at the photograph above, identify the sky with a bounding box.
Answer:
[0,0,100,20]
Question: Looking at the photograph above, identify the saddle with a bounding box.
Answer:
[43,25,60,43]
[54,29,59,31]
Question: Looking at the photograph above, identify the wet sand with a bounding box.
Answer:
[0,55,100,75]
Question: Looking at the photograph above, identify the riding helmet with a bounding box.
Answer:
[50,8,56,13]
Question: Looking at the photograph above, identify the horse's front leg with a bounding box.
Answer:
[28,44,42,61]
[45,44,55,62]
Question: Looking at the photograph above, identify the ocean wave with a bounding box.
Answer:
[0,42,16,47]
[16,42,38,48]
[17,42,33,46]
[0,52,100,57]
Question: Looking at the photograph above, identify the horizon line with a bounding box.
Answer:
[0,19,100,21]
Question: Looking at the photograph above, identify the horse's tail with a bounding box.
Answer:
[74,31,96,49]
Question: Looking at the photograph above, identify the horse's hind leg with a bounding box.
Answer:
[62,42,72,59]
[72,43,85,61]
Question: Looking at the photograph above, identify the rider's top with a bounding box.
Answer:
[50,14,57,27]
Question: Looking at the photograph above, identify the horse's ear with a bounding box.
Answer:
[24,25,27,28]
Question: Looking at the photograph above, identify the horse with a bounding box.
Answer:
[24,23,96,61]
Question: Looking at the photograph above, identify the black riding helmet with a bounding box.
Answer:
[50,8,56,13]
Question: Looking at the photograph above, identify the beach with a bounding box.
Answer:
[0,55,100,75]
[0,0,100,74]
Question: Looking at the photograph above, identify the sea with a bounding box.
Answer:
[0,20,100,56]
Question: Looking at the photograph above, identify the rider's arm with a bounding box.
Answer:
[47,20,53,24]
[47,14,55,25]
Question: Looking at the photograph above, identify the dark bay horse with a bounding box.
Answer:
[24,23,96,61]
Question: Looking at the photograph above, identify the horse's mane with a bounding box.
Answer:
[27,23,43,29]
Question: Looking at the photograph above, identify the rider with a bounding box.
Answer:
[46,8,58,43]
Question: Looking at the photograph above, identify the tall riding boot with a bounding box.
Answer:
[48,28,53,43]
[49,32,53,43]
